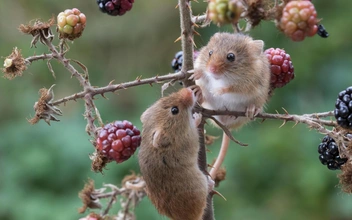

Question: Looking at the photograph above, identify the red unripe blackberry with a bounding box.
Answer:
[96,120,141,163]
[264,48,294,89]
[97,0,134,16]
[335,86,352,129]
[318,135,347,170]
[278,0,318,41]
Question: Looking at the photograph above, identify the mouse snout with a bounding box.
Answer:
[178,88,195,107]
[207,62,223,76]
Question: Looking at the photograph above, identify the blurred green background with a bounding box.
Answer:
[1,0,352,220]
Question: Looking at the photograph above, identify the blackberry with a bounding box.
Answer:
[278,0,318,41]
[57,8,86,40]
[318,135,347,170]
[97,0,134,16]
[207,0,244,26]
[96,120,141,163]
[264,48,294,89]
[171,50,200,72]
[317,24,329,38]
[335,86,352,129]
[171,51,183,72]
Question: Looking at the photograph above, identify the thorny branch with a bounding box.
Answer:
[4,0,352,219]
[13,13,343,220]
[12,30,343,219]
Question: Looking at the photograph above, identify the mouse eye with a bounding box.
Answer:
[227,53,235,62]
[209,50,213,57]
[171,106,179,115]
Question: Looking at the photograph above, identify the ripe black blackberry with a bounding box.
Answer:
[171,51,183,72]
[318,135,347,170]
[334,86,352,129]
[171,50,200,72]
[317,24,329,38]
[97,0,134,16]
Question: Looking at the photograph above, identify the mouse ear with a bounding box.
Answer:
[140,107,152,124]
[251,40,264,56]
[152,129,171,148]
[140,110,147,123]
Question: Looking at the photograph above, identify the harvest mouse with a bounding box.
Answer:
[192,32,271,178]
[138,87,209,220]
[193,32,270,128]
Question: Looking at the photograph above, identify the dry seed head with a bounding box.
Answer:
[79,213,103,220]
[78,179,96,214]
[28,85,62,125]
[18,17,55,35]
[338,161,352,193]
[2,47,26,80]
[90,151,109,173]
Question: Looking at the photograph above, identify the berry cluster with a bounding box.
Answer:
[278,0,318,41]
[207,0,244,25]
[335,86,352,129]
[57,8,86,40]
[97,0,134,16]
[96,120,141,163]
[171,50,199,72]
[318,136,347,170]
[264,48,294,89]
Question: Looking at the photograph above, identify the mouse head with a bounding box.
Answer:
[141,88,196,148]
[201,32,264,78]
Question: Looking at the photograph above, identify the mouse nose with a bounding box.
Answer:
[208,64,220,74]
[179,88,194,107]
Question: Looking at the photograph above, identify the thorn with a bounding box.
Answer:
[211,190,226,201]
[193,30,201,36]
[136,75,142,81]
[149,83,153,87]
[186,2,191,10]
[260,118,266,123]
[275,110,279,114]
[292,121,299,128]
[282,107,289,115]
[174,36,182,43]
[175,3,179,9]
[190,37,197,48]
[108,80,115,86]
[204,170,211,176]
[279,120,286,128]
[208,163,214,169]
[193,22,199,28]
[101,93,108,99]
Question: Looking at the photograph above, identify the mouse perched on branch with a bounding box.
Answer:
[138,87,210,220]
[192,32,271,178]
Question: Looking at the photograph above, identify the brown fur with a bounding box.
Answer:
[194,33,271,129]
[138,88,208,220]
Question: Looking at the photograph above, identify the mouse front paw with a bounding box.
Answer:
[193,112,203,127]
[207,176,215,193]
[189,85,204,104]
[245,104,262,120]
[189,69,203,81]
